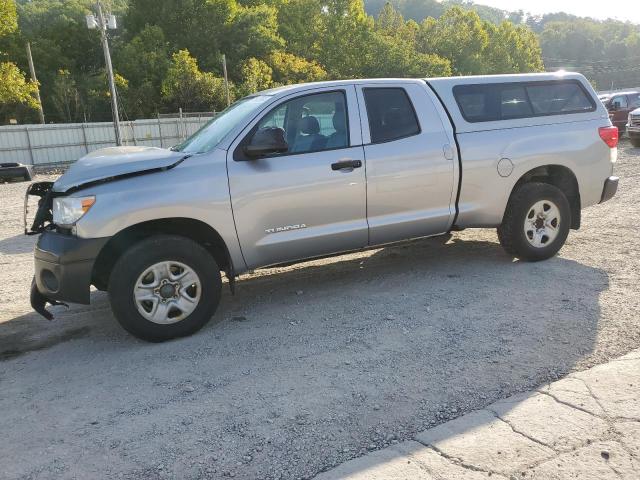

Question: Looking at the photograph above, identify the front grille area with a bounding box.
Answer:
[630,115,640,127]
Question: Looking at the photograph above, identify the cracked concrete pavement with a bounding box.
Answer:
[315,349,640,479]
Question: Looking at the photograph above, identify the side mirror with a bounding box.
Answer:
[243,127,288,158]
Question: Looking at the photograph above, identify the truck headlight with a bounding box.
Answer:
[52,196,96,226]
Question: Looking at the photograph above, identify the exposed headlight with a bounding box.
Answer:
[52,196,96,226]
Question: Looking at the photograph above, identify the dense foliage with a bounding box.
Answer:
[369,1,640,91]
[0,0,546,123]
[0,0,39,121]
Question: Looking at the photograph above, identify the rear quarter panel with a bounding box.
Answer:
[456,119,614,228]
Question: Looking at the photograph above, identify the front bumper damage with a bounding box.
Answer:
[30,231,108,320]
[25,181,108,320]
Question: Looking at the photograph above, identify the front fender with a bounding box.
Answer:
[73,152,247,273]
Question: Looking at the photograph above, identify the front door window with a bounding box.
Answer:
[249,91,349,157]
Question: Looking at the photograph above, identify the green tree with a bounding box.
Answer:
[314,0,376,78]
[116,25,171,117]
[13,0,127,121]
[0,61,39,121]
[125,0,235,71]
[370,3,451,78]
[239,57,273,95]
[161,49,229,111]
[223,3,284,69]
[268,50,327,84]
[376,1,406,36]
[276,0,323,59]
[417,7,488,75]
[50,69,81,122]
[0,0,39,122]
[484,21,543,74]
[0,0,17,37]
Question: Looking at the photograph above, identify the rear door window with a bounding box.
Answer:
[363,88,421,143]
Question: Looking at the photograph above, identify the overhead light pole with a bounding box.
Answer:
[86,2,122,146]
[25,42,45,124]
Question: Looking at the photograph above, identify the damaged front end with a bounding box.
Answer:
[25,148,193,321]
[24,181,69,319]
[24,181,56,235]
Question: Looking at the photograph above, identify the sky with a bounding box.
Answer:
[474,0,640,24]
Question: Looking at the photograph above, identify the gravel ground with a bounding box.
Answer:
[1,141,639,480]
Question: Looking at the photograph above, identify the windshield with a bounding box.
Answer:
[173,96,271,153]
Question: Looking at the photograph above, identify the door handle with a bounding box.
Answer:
[331,160,362,171]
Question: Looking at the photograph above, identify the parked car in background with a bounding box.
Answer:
[25,72,618,342]
[627,108,640,147]
[598,94,612,104]
[0,162,33,183]
[601,91,640,134]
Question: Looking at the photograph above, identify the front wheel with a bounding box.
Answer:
[108,235,222,342]
[630,137,640,148]
[497,182,571,262]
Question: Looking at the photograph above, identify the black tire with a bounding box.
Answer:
[108,235,222,342]
[497,182,571,262]
[631,137,640,148]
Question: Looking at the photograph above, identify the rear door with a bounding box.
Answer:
[227,86,368,269]
[355,83,456,245]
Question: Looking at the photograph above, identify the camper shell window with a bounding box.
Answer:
[453,80,596,123]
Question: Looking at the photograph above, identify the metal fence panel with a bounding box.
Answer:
[0,114,214,166]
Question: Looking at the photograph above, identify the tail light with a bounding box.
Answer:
[599,126,619,148]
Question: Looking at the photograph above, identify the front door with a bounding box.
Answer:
[227,86,367,269]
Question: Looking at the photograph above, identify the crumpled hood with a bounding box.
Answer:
[53,146,187,193]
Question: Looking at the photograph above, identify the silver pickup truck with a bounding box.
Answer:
[26,72,619,341]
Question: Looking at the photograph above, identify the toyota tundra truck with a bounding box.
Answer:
[25,72,619,342]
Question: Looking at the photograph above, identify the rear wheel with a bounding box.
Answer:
[108,235,221,342]
[497,182,571,262]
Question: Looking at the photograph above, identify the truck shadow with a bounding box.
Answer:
[0,234,609,478]
[0,233,36,255]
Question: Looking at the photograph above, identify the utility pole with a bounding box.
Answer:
[222,54,231,107]
[26,42,45,124]
[86,2,122,145]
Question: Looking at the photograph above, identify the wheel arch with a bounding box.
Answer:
[508,164,581,230]
[92,217,233,291]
